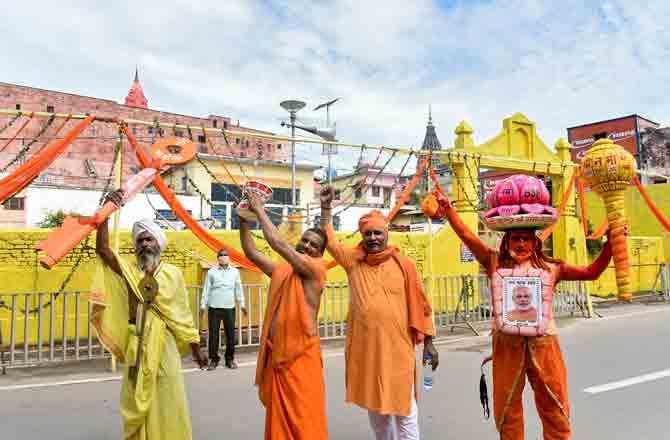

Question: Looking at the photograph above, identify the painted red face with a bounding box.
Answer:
[507,230,535,263]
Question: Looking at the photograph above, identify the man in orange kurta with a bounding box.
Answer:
[239,193,329,440]
[320,187,438,440]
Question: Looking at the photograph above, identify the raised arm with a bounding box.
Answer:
[319,186,357,270]
[95,190,123,275]
[442,200,493,270]
[559,239,612,281]
[239,218,276,278]
[246,194,320,280]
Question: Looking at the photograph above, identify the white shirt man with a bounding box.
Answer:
[201,249,247,370]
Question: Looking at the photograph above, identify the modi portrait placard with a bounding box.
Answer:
[502,276,542,327]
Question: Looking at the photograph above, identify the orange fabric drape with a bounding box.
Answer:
[386,157,429,222]
[538,170,577,241]
[122,127,259,271]
[633,175,670,232]
[577,177,589,237]
[0,116,94,203]
[577,177,609,240]
[0,112,35,153]
[587,219,609,240]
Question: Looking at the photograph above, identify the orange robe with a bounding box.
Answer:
[442,203,612,440]
[255,257,328,440]
[324,225,434,416]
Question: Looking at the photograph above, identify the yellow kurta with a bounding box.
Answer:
[90,255,200,440]
[325,226,431,416]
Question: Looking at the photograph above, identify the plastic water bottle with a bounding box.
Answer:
[423,353,434,391]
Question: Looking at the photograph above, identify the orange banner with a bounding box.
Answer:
[122,128,259,271]
[0,116,94,203]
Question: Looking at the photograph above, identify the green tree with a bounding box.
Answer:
[37,209,67,228]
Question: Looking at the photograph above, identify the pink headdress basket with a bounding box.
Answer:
[483,175,557,231]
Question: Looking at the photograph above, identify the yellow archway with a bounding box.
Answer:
[435,112,586,269]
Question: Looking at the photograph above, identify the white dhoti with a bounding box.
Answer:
[367,395,419,440]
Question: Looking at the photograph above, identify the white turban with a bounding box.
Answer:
[132,218,168,252]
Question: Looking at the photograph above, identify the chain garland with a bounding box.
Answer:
[0,112,23,136]
[11,137,123,314]
[0,114,56,174]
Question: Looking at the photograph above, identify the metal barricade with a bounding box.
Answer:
[0,272,598,369]
[0,291,108,370]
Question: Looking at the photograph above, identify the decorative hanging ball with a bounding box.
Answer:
[581,138,637,302]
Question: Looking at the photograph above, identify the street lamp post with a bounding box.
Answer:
[280,100,306,211]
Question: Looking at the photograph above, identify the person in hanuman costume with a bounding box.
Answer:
[90,189,208,440]
[433,175,614,440]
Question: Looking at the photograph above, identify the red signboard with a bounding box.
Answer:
[567,115,658,163]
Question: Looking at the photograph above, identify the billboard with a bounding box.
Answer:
[567,115,658,163]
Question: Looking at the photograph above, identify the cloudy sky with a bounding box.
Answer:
[2,0,669,172]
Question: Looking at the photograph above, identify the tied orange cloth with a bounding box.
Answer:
[358,209,388,233]
[493,333,571,440]
[324,223,434,416]
[255,257,328,440]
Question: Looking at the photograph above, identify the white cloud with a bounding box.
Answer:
[1,0,669,172]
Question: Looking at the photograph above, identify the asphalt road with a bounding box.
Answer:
[2,302,669,439]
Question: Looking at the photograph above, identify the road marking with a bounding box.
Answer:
[584,369,670,394]
[0,376,123,391]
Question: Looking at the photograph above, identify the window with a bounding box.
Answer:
[197,135,206,143]
[148,126,154,135]
[174,130,183,137]
[84,158,97,177]
[132,127,138,135]
[333,215,341,231]
[15,104,21,110]
[3,197,25,210]
[235,138,241,145]
[212,205,226,229]
[267,144,272,150]
[211,183,242,202]
[223,121,228,129]
[181,176,188,192]
[372,186,380,197]
[355,188,363,199]
[213,120,218,128]
[245,140,250,149]
[46,105,54,113]
[277,144,282,150]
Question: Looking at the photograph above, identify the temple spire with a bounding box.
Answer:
[124,67,148,109]
[421,106,442,151]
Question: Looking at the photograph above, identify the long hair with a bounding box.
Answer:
[498,229,563,270]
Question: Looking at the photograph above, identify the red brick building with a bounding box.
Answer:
[0,72,288,191]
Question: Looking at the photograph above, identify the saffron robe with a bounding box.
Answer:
[255,256,328,440]
[324,225,434,416]
[90,255,200,440]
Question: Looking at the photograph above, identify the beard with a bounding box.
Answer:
[136,249,160,272]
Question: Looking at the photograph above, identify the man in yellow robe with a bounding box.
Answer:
[320,186,438,440]
[91,195,208,440]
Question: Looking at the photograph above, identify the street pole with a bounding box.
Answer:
[290,110,297,210]
[326,106,333,185]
